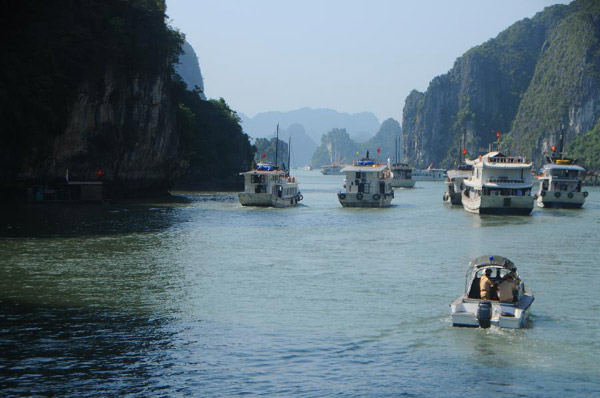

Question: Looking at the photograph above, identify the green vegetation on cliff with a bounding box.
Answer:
[567,120,600,171]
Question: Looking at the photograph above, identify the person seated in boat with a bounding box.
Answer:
[498,270,518,302]
[479,268,497,300]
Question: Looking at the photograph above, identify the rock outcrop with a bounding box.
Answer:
[402,0,600,167]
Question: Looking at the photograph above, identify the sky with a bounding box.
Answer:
[166,0,570,123]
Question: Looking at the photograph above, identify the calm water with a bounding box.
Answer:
[1,170,599,397]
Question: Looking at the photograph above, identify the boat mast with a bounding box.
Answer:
[559,124,565,160]
[288,136,291,172]
[275,123,279,169]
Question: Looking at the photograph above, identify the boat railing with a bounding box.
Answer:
[488,156,526,164]
[487,177,525,184]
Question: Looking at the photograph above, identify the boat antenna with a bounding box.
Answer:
[559,124,565,160]
[395,136,399,164]
[275,123,279,169]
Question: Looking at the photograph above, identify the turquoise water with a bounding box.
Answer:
[1,170,599,396]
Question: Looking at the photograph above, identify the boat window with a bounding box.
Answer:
[251,175,265,184]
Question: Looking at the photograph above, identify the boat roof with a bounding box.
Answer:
[469,255,516,270]
[542,164,586,171]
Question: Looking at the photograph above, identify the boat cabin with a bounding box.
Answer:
[464,255,524,303]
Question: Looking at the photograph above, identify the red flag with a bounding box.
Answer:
[262,153,266,158]
[496,130,500,138]
[551,145,556,152]
[462,148,467,156]
[377,148,381,154]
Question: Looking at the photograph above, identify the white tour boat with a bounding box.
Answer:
[443,165,472,205]
[238,162,302,207]
[451,255,534,329]
[321,163,344,175]
[461,151,534,215]
[536,134,589,209]
[412,167,447,181]
[391,164,416,188]
[337,153,394,208]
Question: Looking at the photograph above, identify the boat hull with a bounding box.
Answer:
[391,179,415,188]
[443,191,462,205]
[462,193,533,215]
[536,191,586,209]
[238,193,300,208]
[451,294,534,329]
[337,192,393,208]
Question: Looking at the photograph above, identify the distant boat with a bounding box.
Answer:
[303,165,313,171]
[412,167,446,181]
[390,137,415,188]
[337,152,394,208]
[321,163,344,175]
[238,125,302,207]
[451,255,534,329]
[444,165,471,205]
[536,131,588,208]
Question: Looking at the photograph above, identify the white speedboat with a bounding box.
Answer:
[390,163,416,188]
[337,153,394,208]
[461,151,534,215]
[444,165,471,205]
[451,255,534,329]
[303,165,313,171]
[238,162,302,207]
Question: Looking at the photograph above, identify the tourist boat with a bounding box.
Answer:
[536,134,589,208]
[451,255,534,329]
[238,127,302,208]
[239,163,302,207]
[337,152,394,208]
[461,151,534,215]
[321,163,344,175]
[390,138,415,188]
[412,167,446,181]
[443,165,472,205]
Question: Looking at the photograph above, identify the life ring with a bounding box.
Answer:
[373,194,381,201]
[540,191,546,197]
[339,193,346,200]
[568,192,574,198]
[356,193,363,200]
[554,192,561,198]
[583,191,589,197]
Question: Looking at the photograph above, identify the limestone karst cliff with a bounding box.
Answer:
[402,0,600,168]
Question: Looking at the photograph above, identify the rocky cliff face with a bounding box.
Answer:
[402,0,600,167]
[175,41,207,100]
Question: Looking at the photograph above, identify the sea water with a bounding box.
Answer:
[1,170,599,396]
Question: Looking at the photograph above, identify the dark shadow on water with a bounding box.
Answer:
[474,214,535,227]
[0,298,175,396]
[0,198,191,239]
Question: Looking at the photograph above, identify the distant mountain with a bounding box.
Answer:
[277,124,317,168]
[175,40,206,100]
[311,118,402,167]
[402,0,600,169]
[240,108,380,144]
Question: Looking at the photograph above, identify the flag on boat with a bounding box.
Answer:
[462,148,467,155]
[496,130,500,138]
[377,148,381,154]
[262,153,266,158]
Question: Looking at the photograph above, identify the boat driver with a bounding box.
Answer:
[480,268,497,300]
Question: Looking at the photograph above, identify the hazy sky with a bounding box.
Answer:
[166,0,569,123]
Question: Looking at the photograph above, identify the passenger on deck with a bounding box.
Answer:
[498,269,519,303]
[479,268,496,300]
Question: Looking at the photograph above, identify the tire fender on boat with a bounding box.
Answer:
[568,192,574,198]
[298,194,303,201]
[373,194,381,201]
[356,193,363,200]
[555,192,561,198]
[583,191,589,197]
[338,193,346,200]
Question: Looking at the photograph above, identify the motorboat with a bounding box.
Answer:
[536,134,589,208]
[337,152,394,208]
[444,165,472,205]
[303,165,313,171]
[451,255,534,329]
[461,151,534,215]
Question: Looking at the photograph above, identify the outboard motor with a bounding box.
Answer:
[477,301,492,328]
